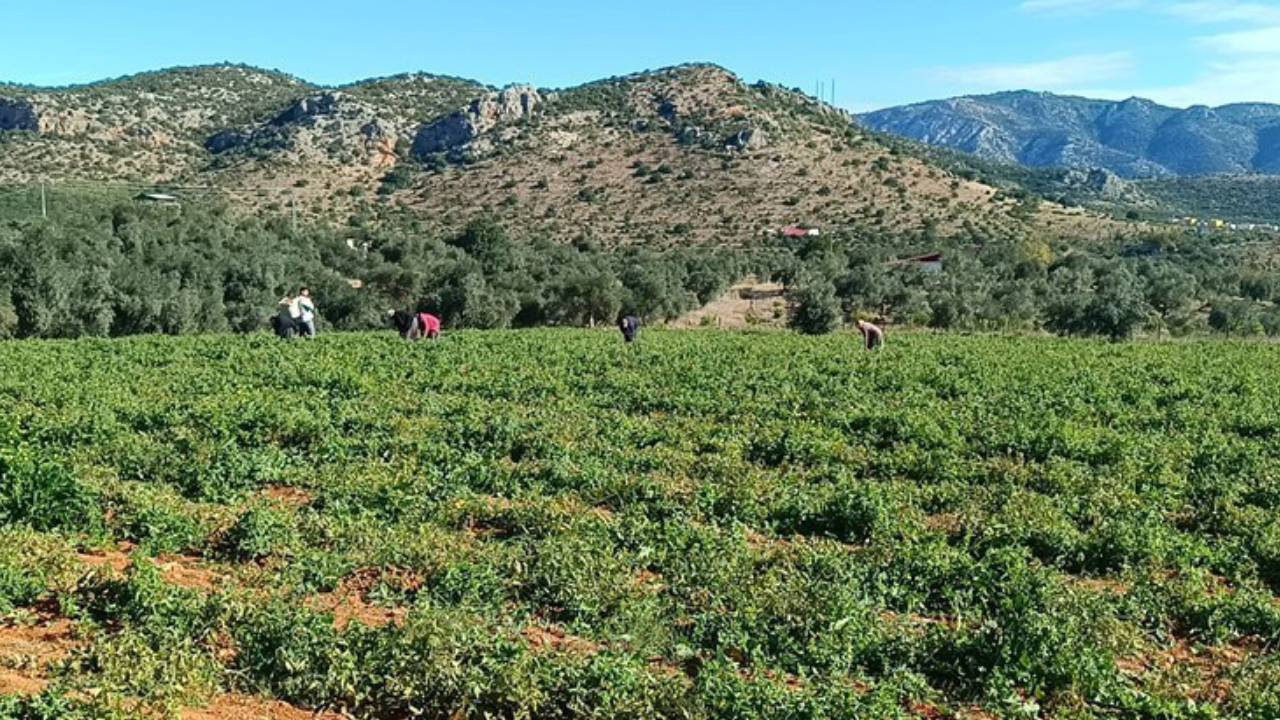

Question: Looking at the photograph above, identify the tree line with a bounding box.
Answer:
[1,189,1278,341]
[0,193,759,339]
[780,229,1280,340]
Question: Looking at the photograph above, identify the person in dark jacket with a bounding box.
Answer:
[272,297,296,339]
[618,315,641,343]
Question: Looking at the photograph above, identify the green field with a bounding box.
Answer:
[2,330,1280,719]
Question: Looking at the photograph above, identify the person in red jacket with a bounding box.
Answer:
[416,312,441,340]
[390,310,442,341]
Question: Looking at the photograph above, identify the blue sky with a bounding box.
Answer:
[1,0,1278,110]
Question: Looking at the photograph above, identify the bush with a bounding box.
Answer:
[787,278,841,335]
[0,447,100,533]
[1210,300,1263,336]
[219,503,299,561]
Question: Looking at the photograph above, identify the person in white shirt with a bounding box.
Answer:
[856,320,884,351]
[291,287,317,338]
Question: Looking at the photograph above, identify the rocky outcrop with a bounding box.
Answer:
[1063,168,1129,200]
[206,93,403,166]
[360,121,398,167]
[271,92,342,126]
[205,130,245,154]
[37,108,97,137]
[727,127,767,151]
[412,85,540,157]
[657,99,678,123]
[411,113,475,157]
[127,125,174,147]
[0,98,38,132]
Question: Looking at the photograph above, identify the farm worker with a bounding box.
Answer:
[291,288,317,338]
[273,296,297,339]
[389,310,442,341]
[389,309,414,338]
[417,312,441,340]
[618,315,641,343]
[856,320,884,351]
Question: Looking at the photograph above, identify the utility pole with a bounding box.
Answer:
[40,180,47,219]
[831,78,836,105]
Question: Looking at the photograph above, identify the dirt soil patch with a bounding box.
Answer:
[76,543,136,575]
[924,513,964,535]
[153,555,227,591]
[305,569,418,630]
[878,611,958,633]
[78,546,225,591]
[522,625,601,655]
[671,279,787,330]
[1117,637,1262,703]
[1070,576,1130,595]
[0,614,81,696]
[261,486,315,508]
[633,569,666,593]
[180,693,344,720]
[952,706,999,719]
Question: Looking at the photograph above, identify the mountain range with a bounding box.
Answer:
[860,91,1280,179]
[0,64,1122,245]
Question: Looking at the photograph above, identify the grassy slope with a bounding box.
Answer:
[1,64,1132,246]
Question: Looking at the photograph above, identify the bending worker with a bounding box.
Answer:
[856,319,884,351]
[618,315,641,343]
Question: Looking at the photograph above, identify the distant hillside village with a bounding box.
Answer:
[1171,217,1280,234]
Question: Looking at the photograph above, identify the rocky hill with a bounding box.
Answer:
[0,64,1125,244]
[860,91,1280,179]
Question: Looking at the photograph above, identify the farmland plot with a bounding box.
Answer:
[1,330,1279,719]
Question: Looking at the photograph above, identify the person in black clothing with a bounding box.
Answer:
[389,310,415,338]
[272,298,296,340]
[618,315,641,343]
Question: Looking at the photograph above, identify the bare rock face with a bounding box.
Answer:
[38,109,96,136]
[1062,168,1136,202]
[411,112,476,157]
[0,98,38,132]
[728,127,768,151]
[657,99,678,123]
[360,121,398,167]
[205,129,246,154]
[127,125,174,147]
[271,92,342,126]
[412,85,541,158]
[207,92,402,166]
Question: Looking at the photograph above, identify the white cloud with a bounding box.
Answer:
[933,52,1134,89]
[1078,57,1280,106]
[1198,24,1280,53]
[1143,1,1280,103]
[1020,0,1144,12]
[967,0,1280,106]
[1166,1,1280,24]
